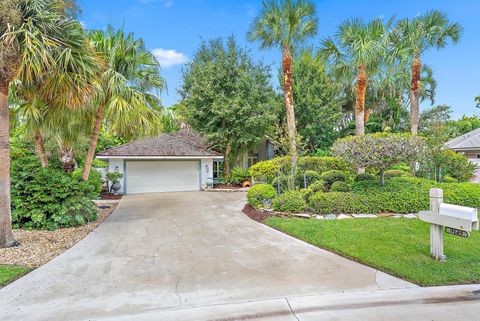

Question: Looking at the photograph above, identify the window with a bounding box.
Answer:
[248,156,258,168]
[213,160,223,183]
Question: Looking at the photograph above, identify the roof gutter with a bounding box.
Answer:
[96,155,224,160]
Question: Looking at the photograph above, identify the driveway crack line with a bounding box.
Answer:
[285,297,300,321]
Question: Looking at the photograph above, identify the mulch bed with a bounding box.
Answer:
[242,204,272,222]
[214,183,244,190]
[0,203,117,268]
[100,193,123,200]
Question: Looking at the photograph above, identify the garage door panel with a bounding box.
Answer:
[126,161,200,194]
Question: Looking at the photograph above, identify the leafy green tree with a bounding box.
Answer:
[393,10,462,134]
[475,96,480,109]
[248,0,318,186]
[178,37,277,178]
[82,26,166,181]
[290,50,343,152]
[320,17,392,137]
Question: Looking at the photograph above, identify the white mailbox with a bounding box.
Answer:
[419,203,478,232]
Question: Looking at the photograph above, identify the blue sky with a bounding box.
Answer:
[80,0,480,118]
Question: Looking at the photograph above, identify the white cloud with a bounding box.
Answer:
[152,48,187,68]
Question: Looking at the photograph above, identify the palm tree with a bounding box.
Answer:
[0,0,97,247]
[81,27,166,181]
[320,17,392,136]
[247,0,318,187]
[393,10,462,134]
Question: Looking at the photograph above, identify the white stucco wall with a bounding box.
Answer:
[200,158,214,189]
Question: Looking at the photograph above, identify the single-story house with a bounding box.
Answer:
[445,128,480,183]
[97,130,223,194]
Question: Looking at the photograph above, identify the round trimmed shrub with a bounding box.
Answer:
[247,184,277,208]
[272,190,307,213]
[330,181,351,192]
[296,170,321,188]
[384,170,410,179]
[354,173,377,182]
[320,170,347,189]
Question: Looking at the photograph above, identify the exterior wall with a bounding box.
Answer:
[236,139,275,169]
[200,158,214,189]
[108,158,125,194]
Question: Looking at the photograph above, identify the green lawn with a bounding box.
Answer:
[0,265,31,287]
[265,217,480,286]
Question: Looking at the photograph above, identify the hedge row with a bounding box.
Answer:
[309,177,480,214]
[249,156,352,183]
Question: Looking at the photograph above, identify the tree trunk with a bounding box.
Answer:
[380,169,385,187]
[0,84,15,248]
[355,66,367,174]
[364,108,370,123]
[82,104,105,181]
[34,128,48,167]
[224,144,232,180]
[410,55,421,135]
[355,65,367,136]
[59,146,75,172]
[282,46,297,188]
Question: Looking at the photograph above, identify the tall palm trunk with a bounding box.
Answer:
[82,104,105,181]
[282,46,297,187]
[410,55,421,135]
[59,145,75,172]
[355,65,367,174]
[355,65,367,136]
[0,84,15,248]
[34,128,48,167]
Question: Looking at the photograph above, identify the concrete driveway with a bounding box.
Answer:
[0,192,414,320]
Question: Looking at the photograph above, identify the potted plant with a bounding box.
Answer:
[106,172,124,194]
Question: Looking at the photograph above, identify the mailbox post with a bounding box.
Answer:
[429,188,445,261]
[419,188,478,262]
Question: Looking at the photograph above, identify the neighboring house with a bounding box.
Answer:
[97,129,223,194]
[445,128,480,183]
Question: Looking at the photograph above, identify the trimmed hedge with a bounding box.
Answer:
[309,177,480,214]
[320,170,347,189]
[330,181,351,192]
[384,170,410,179]
[354,173,377,182]
[246,184,277,208]
[272,190,307,213]
[249,156,351,183]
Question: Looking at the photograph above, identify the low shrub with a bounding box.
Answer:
[296,170,321,188]
[92,159,108,168]
[72,169,102,197]
[330,181,351,192]
[246,184,277,208]
[309,177,480,214]
[384,170,410,179]
[271,175,290,192]
[354,173,377,182]
[11,168,97,230]
[272,190,307,213]
[388,162,411,172]
[320,170,347,189]
[443,175,459,183]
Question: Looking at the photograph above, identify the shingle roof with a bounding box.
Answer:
[97,130,222,157]
[446,128,480,150]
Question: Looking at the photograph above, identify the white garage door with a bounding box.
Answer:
[126,161,200,194]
